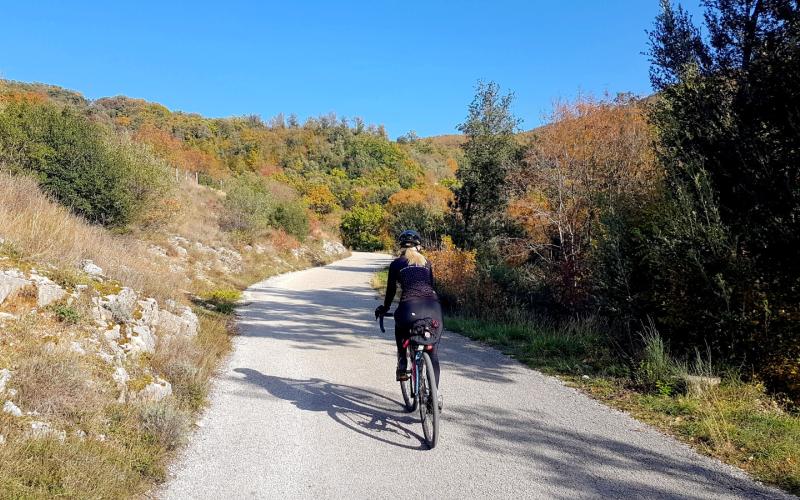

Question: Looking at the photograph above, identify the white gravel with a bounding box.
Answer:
[161,252,790,499]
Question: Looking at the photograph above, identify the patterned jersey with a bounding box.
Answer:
[383,256,436,308]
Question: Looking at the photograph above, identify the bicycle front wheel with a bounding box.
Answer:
[418,350,439,449]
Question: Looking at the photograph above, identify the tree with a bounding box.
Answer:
[454,81,522,246]
[647,0,710,89]
[506,96,657,310]
[0,99,171,227]
[647,0,800,397]
[386,185,453,248]
[340,204,387,251]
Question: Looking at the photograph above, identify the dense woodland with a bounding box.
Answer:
[0,0,797,407]
[430,0,799,405]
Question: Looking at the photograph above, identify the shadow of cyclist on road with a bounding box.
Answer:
[233,367,428,450]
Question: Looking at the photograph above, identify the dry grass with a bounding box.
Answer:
[0,172,181,300]
[14,350,107,422]
[0,172,345,498]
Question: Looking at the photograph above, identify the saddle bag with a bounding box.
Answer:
[409,317,442,346]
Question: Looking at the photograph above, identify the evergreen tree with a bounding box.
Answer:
[454,81,521,246]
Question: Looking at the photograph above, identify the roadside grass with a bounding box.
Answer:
[371,268,389,291]
[372,269,800,494]
[579,376,800,494]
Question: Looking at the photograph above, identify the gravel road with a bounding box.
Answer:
[161,252,789,499]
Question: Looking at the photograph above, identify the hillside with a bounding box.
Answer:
[0,77,471,496]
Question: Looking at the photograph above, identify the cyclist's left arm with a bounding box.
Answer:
[383,260,399,310]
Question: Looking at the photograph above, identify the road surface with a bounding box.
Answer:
[162,252,788,499]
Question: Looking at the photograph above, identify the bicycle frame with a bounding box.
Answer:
[380,312,432,398]
[404,340,433,398]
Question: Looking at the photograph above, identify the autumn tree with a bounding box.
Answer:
[386,185,453,248]
[505,95,657,309]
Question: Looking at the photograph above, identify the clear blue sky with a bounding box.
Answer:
[0,1,703,138]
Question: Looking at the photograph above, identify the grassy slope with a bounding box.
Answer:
[372,268,799,494]
[0,176,344,498]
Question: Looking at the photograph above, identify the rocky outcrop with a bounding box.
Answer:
[30,275,66,307]
[157,307,198,338]
[105,288,139,323]
[0,270,66,308]
[322,240,348,257]
[0,270,31,305]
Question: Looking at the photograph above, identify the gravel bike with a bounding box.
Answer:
[379,312,440,449]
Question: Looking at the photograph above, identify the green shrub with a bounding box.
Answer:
[340,204,387,251]
[199,288,241,315]
[51,304,82,325]
[0,99,171,227]
[221,174,309,241]
[274,199,309,241]
[138,400,190,451]
[635,320,684,395]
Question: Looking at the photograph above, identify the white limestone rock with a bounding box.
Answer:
[106,287,138,323]
[112,366,129,386]
[81,260,104,277]
[104,324,122,343]
[80,259,104,276]
[3,400,22,417]
[29,421,66,441]
[136,298,159,328]
[126,325,157,355]
[33,277,66,307]
[158,307,198,338]
[69,341,86,356]
[322,240,347,256]
[0,270,31,305]
[0,369,11,394]
[137,378,172,402]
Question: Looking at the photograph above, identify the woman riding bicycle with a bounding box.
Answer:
[375,230,443,386]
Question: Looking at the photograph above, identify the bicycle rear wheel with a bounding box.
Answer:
[400,349,416,412]
[418,350,439,449]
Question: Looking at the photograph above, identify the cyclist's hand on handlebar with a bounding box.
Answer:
[375,304,388,320]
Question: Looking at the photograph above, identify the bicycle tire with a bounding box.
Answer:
[400,349,417,412]
[418,350,439,449]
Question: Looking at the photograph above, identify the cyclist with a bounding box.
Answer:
[375,230,443,387]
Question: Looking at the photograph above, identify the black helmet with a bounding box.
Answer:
[397,229,421,248]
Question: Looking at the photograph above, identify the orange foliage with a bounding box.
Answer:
[304,184,339,214]
[445,157,458,176]
[259,164,283,177]
[387,184,452,211]
[134,124,224,176]
[0,91,47,104]
[507,96,657,255]
[502,96,658,308]
[426,236,477,307]
[270,229,301,252]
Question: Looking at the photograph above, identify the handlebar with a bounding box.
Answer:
[378,312,394,333]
